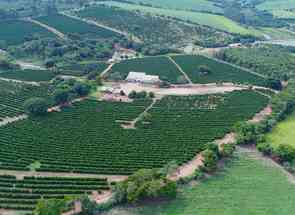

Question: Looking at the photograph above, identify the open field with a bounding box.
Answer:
[171,55,267,86]
[0,175,109,211]
[107,56,186,84]
[105,150,295,215]
[266,111,295,149]
[0,81,51,121]
[100,1,256,35]
[0,69,55,82]
[256,0,295,11]
[126,0,223,13]
[0,91,268,174]
[0,20,55,46]
[36,14,120,39]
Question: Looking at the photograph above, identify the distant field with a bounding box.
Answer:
[266,111,295,149]
[108,56,186,84]
[36,14,120,39]
[0,20,55,46]
[58,62,108,76]
[0,69,55,82]
[171,55,267,86]
[272,10,295,19]
[0,91,268,174]
[126,0,223,13]
[256,0,295,11]
[100,1,255,35]
[257,27,295,40]
[106,151,295,215]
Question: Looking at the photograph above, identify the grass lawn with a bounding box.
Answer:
[266,111,295,149]
[100,1,256,35]
[105,151,295,215]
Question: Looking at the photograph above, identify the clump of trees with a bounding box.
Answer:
[24,97,49,116]
[128,90,154,99]
[198,65,212,76]
[113,169,177,204]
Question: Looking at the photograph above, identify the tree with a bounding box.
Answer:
[198,65,211,76]
[34,199,66,215]
[73,82,91,97]
[202,149,218,172]
[24,97,49,116]
[54,89,71,105]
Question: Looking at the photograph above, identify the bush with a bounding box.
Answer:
[274,145,295,163]
[73,82,91,97]
[257,142,272,156]
[220,143,235,157]
[198,65,211,76]
[202,149,218,173]
[24,97,49,116]
[53,89,71,105]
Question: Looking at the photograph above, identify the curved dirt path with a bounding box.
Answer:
[24,17,66,39]
[100,63,114,78]
[0,114,28,127]
[168,56,193,84]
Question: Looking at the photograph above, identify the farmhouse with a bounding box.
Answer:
[126,72,160,84]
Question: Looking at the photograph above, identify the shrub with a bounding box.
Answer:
[73,82,91,97]
[274,145,295,163]
[24,97,49,116]
[257,142,272,156]
[202,149,218,173]
[53,89,71,105]
[220,143,235,157]
[198,65,211,76]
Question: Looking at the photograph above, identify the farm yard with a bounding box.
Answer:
[35,14,121,39]
[0,91,268,175]
[0,20,55,46]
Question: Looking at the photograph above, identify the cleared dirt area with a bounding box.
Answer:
[0,114,28,127]
[16,60,46,70]
[115,82,247,97]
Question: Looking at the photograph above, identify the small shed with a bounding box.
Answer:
[126,72,160,84]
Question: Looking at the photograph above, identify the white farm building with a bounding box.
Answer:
[126,72,160,84]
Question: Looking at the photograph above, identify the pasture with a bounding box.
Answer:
[107,56,186,84]
[125,0,223,13]
[0,69,55,82]
[171,55,267,86]
[106,150,295,215]
[266,111,295,149]
[100,1,255,35]
[0,20,55,46]
[0,91,268,174]
[36,14,120,39]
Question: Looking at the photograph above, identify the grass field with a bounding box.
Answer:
[171,55,267,86]
[108,56,186,84]
[0,91,268,174]
[126,0,223,13]
[0,69,55,82]
[105,150,295,215]
[0,20,55,46]
[36,14,120,39]
[266,111,295,149]
[100,1,256,35]
[256,0,295,11]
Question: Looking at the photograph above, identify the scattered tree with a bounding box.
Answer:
[24,97,49,116]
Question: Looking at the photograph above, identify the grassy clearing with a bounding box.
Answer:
[100,1,255,35]
[105,151,295,215]
[266,111,295,149]
[0,20,55,46]
[125,0,223,13]
[256,0,295,11]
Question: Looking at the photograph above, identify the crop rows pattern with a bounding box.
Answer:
[0,91,268,174]
[0,175,109,211]
[0,69,55,82]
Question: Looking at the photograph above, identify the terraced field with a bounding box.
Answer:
[0,81,51,121]
[0,91,268,174]
[107,56,186,84]
[36,14,120,39]
[171,55,267,86]
[0,69,55,82]
[0,175,109,211]
[0,20,55,46]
